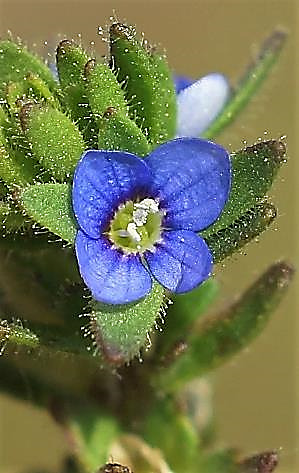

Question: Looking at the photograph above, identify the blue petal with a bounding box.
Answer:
[75,230,152,304]
[146,138,231,231]
[174,75,194,94]
[145,230,212,293]
[176,73,230,137]
[73,150,152,238]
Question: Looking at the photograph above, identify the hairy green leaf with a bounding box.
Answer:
[20,103,85,181]
[202,139,286,237]
[158,261,294,391]
[0,39,56,100]
[90,283,165,365]
[206,202,277,263]
[98,107,150,156]
[21,183,77,243]
[110,22,176,147]
[157,279,218,358]
[0,124,37,188]
[85,58,128,120]
[56,40,96,143]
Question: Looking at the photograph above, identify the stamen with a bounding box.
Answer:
[134,198,159,212]
[127,222,141,242]
[133,208,148,226]
[133,198,159,226]
[117,229,130,238]
[109,197,162,253]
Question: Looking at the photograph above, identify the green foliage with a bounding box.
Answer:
[201,450,238,473]
[5,75,55,111]
[0,319,39,349]
[0,39,56,100]
[0,23,290,473]
[56,40,96,142]
[98,108,150,156]
[158,279,219,357]
[202,139,286,236]
[85,59,128,120]
[110,23,176,146]
[21,183,77,242]
[56,39,89,90]
[143,398,200,473]
[69,408,120,473]
[0,108,37,187]
[0,319,88,357]
[206,202,277,263]
[0,128,34,187]
[0,201,26,232]
[157,262,294,392]
[90,283,165,365]
[203,29,287,139]
[20,103,86,181]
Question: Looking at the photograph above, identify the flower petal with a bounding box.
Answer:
[72,150,152,238]
[75,230,152,304]
[174,74,194,94]
[145,230,212,293]
[146,137,231,231]
[176,73,230,137]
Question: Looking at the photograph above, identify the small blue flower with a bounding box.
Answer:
[175,73,230,137]
[72,138,231,305]
[174,75,194,94]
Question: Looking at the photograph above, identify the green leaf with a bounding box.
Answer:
[143,398,200,473]
[0,123,37,188]
[0,319,39,349]
[21,183,77,243]
[90,283,165,365]
[206,202,277,263]
[56,40,97,143]
[203,29,287,139]
[201,450,238,473]
[5,81,25,110]
[110,23,177,147]
[0,39,56,100]
[0,318,88,356]
[0,201,26,232]
[56,39,90,89]
[85,58,128,122]
[157,279,219,357]
[157,261,294,392]
[69,407,120,473]
[202,140,286,237]
[98,108,150,156]
[20,103,86,181]
[6,75,56,111]
[25,74,57,105]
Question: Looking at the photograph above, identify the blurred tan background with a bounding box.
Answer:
[0,0,297,472]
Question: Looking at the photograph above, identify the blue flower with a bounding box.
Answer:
[72,138,231,305]
[175,73,230,137]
